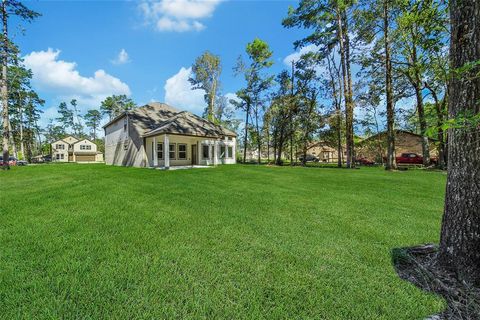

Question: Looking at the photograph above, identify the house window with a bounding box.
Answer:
[80,145,91,150]
[228,137,233,141]
[56,144,64,150]
[202,145,210,159]
[178,144,187,160]
[124,117,127,132]
[227,146,233,159]
[169,144,176,159]
[61,154,64,160]
[56,154,60,160]
[220,146,226,159]
[157,142,163,160]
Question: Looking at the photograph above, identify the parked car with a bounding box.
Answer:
[17,159,28,166]
[393,153,437,165]
[356,157,375,166]
[298,154,320,162]
[0,156,19,166]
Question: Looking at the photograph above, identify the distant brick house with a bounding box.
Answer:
[356,130,437,162]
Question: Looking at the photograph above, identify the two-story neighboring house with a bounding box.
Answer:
[51,136,104,163]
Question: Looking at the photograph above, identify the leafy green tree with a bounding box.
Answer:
[56,102,74,134]
[283,0,356,168]
[84,109,102,141]
[355,0,403,169]
[393,0,448,166]
[44,120,65,145]
[1,0,40,169]
[100,95,135,120]
[270,70,295,165]
[69,99,84,137]
[294,53,323,166]
[234,38,274,164]
[189,51,222,122]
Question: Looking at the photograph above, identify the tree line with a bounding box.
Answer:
[187,0,450,170]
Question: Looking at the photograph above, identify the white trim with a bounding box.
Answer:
[164,134,170,168]
[153,136,158,166]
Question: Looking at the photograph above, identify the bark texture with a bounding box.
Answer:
[439,0,480,285]
[1,0,9,169]
[384,0,397,170]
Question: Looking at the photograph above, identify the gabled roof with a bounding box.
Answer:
[72,138,96,145]
[51,136,79,145]
[104,102,237,138]
[143,111,237,138]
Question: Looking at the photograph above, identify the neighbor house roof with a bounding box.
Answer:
[104,102,237,138]
[358,130,437,145]
[51,136,79,145]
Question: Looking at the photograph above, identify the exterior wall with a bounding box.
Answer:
[73,139,97,153]
[51,137,102,163]
[51,140,69,162]
[356,132,438,161]
[104,113,237,168]
[145,134,236,167]
[306,145,342,163]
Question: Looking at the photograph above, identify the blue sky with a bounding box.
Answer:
[15,0,311,127]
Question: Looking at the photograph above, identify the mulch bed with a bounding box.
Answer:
[392,244,480,319]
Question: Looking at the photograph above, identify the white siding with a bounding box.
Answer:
[73,139,97,153]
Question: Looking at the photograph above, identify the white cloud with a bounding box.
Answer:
[164,67,205,114]
[23,48,131,112]
[139,0,222,32]
[283,44,320,67]
[111,49,130,65]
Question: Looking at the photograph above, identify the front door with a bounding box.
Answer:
[192,144,197,165]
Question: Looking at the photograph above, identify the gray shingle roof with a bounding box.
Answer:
[113,102,236,138]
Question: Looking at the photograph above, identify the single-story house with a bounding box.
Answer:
[303,141,344,163]
[51,136,104,163]
[103,102,237,168]
[356,130,437,162]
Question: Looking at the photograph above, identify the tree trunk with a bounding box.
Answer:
[276,133,284,166]
[255,107,261,164]
[243,103,250,163]
[438,0,480,285]
[425,82,447,169]
[336,6,354,169]
[384,0,397,170]
[413,83,430,166]
[344,16,355,168]
[1,0,8,169]
[266,129,270,163]
[19,108,25,160]
[7,119,16,158]
[209,80,216,122]
[327,52,343,168]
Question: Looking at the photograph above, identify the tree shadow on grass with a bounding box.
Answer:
[392,244,480,319]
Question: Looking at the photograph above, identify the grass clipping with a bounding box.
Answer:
[393,244,480,319]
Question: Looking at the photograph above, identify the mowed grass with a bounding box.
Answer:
[0,164,446,319]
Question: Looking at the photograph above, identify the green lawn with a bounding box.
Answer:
[0,164,446,319]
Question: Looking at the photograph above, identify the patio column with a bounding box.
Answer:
[164,134,170,169]
[213,141,218,166]
[199,142,202,165]
[153,136,158,167]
